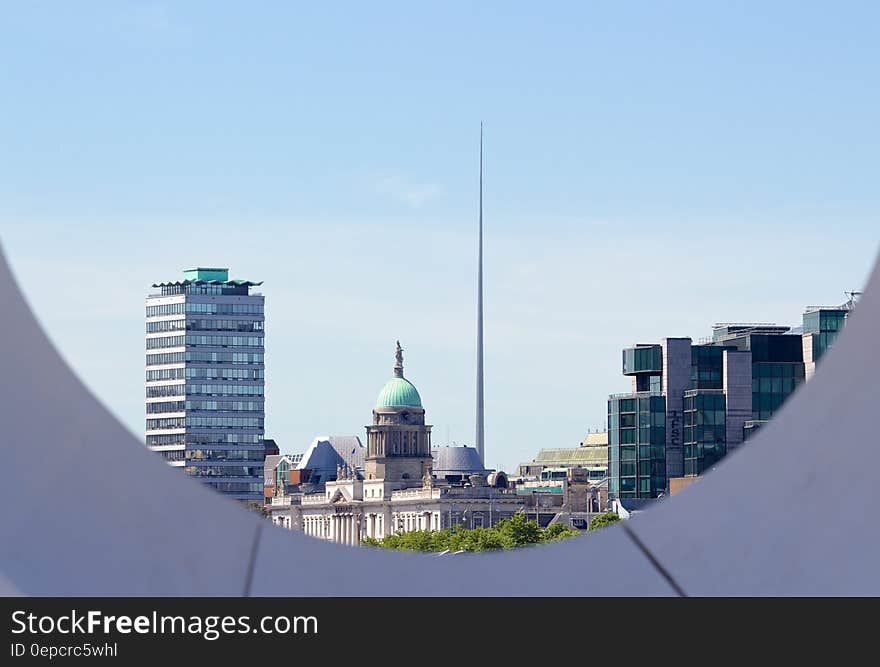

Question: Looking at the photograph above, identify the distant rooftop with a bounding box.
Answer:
[297,436,364,473]
[804,305,851,314]
[152,266,262,289]
[712,323,792,342]
[532,447,608,467]
[184,267,229,282]
[713,323,785,330]
[805,291,861,313]
[582,431,609,447]
[431,445,486,477]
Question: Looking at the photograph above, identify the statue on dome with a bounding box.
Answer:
[394,341,404,378]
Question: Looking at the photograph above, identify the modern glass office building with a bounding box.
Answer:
[682,390,726,476]
[607,393,667,499]
[145,267,266,503]
[607,302,853,499]
[608,339,749,499]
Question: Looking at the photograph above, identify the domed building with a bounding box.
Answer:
[432,445,486,484]
[363,342,433,491]
[280,342,525,545]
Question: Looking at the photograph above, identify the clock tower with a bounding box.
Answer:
[363,342,433,497]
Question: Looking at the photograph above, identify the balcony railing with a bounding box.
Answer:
[608,391,663,400]
[683,389,725,397]
[391,488,441,501]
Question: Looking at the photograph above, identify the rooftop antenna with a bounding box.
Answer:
[476,122,485,465]
[844,290,862,310]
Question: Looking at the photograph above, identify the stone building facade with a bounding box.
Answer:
[269,343,525,543]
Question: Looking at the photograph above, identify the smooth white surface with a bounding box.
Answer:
[250,515,679,596]
[0,239,878,596]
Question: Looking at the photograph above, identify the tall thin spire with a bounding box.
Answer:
[476,123,485,464]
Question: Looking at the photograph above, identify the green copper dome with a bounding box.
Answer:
[376,377,422,408]
[375,341,422,407]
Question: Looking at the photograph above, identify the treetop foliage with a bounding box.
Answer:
[362,513,580,552]
[587,512,621,531]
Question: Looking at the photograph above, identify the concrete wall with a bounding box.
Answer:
[724,349,753,453]
[669,476,698,496]
[803,334,816,382]
[662,338,692,481]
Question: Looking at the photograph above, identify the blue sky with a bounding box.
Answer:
[1,2,878,472]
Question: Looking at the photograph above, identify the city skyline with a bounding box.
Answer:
[1,2,879,472]
[4,224,872,474]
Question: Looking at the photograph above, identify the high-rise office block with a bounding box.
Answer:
[145,267,266,502]
[607,301,853,500]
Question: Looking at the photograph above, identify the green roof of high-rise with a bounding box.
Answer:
[184,267,229,281]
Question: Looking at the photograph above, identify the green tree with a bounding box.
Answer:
[542,522,578,541]
[588,512,621,531]
[495,514,543,548]
[359,512,582,552]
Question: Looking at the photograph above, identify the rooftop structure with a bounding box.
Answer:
[712,323,791,342]
[152,267,263,291]
[532,447,608,468]
[431,445,486,481]
[296,436,365,487]
[582,431,609,447]
[517,438,609,481]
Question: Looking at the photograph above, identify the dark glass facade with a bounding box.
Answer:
[608,395,666,499]
[751,361,804,421]
[803,308,847,362]
[623,345,663,392]
[683,391,726,476]
[623,346,663,375]
[690,344,733,390]
[721,332,802,363]
[715,333,805,422]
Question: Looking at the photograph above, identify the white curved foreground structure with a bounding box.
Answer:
[0,241,877,596]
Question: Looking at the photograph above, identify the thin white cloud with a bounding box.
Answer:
[374,172,444,207]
